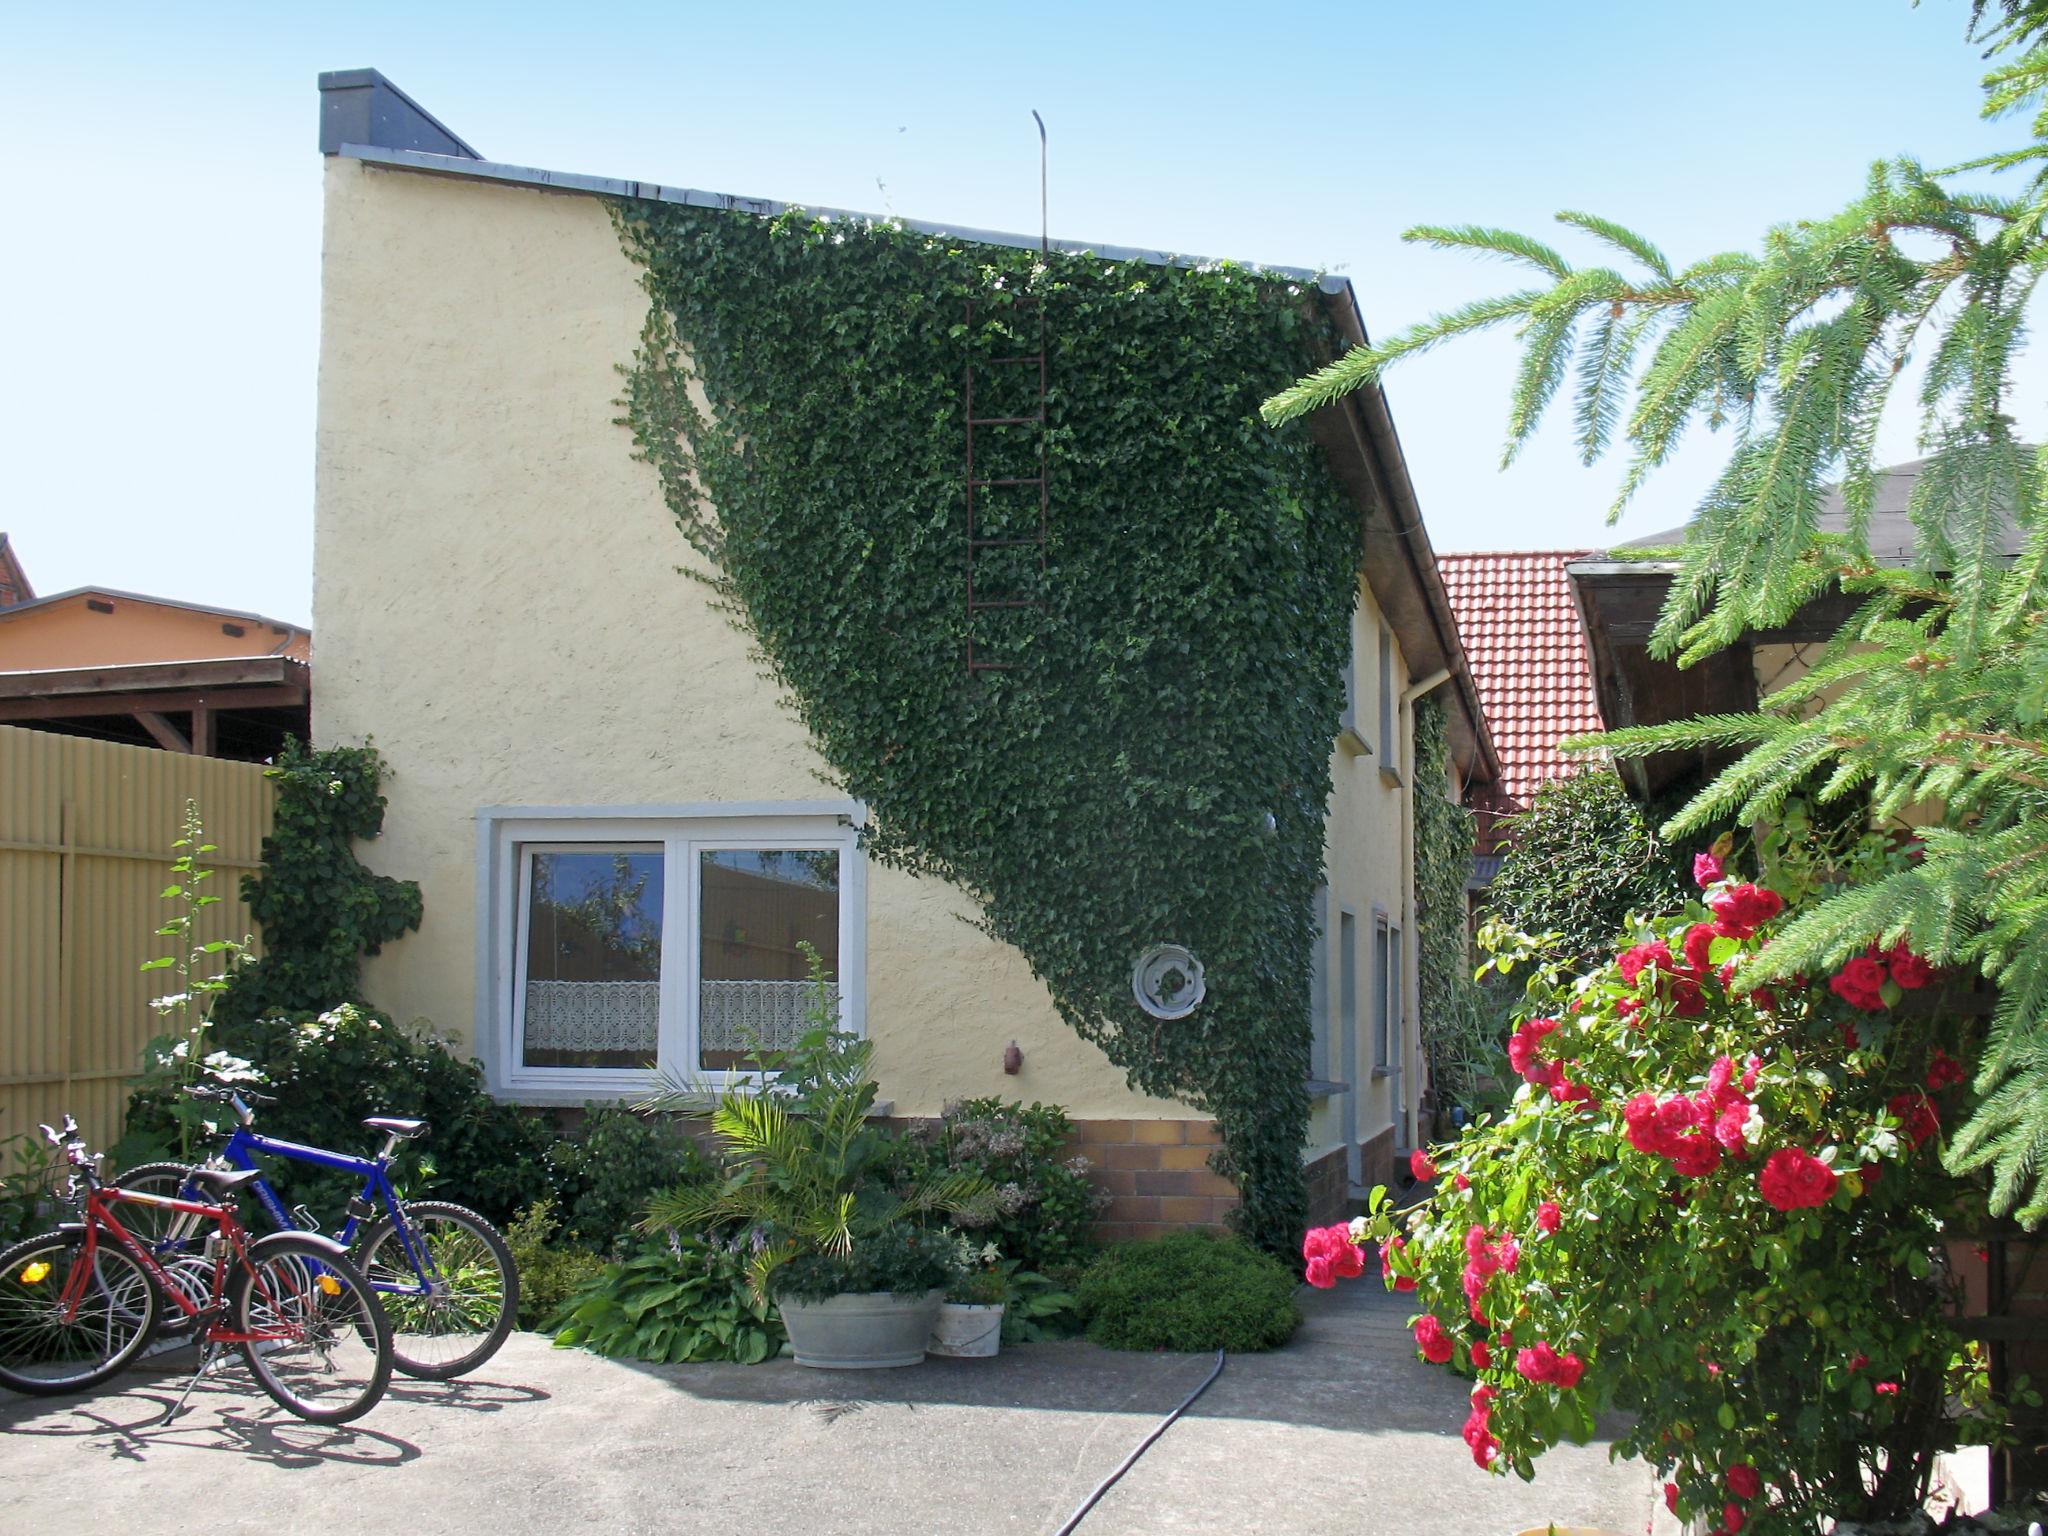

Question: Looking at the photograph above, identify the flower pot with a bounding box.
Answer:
[778,1288,945,1369]
[929,1301,1004,1358]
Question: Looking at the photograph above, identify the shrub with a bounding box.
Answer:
[1485,773,1681,971]
[886,1098,1105,1274]
[1336,825,2020,1534]
[549,1235,785,1364]
[122,1003,551,1225]
[545,1107,712,1254]
[503,1199,607,1331]
[0,1134,64,1247]
[1079,1232,1300,1352]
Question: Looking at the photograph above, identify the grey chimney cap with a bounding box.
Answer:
[318,69,480,159]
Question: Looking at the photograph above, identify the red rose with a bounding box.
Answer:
[1410,1148,1438,1182]
[1464,1225,1497,1271]
[1887,943,1937,990]
[1723,1503,1745,1534]
[1468,1429,1499,1468]
[1713,1102,1754,1155]
[1665,1483,1680,1514]
[1331,1239,1363,1281]
[1889,1090,1940,1149]
[1454,1172,1471,1192]
[1414,1314,1454,1364]
[1875,1381,1899,1395]
[1830,953,1888,1012]
[1536,1200,1562,1234]
[1926,1047,1965,1092]
[1710,883,1784,939]
[1625,1092,1665,1156]
[1618,940,1672,986]
[1305,1253,1334,1288]
[1848,1353,1869,1372]
[1727,1464,1761,1500]
[1758,1146,1838,1211]
[1694,849,1725,887]
[1508,1018,1560,1082]
[1380,1235,1416,1293]
[1514,1340,1585,1387]
[1469,1339,1492,1369]
[1741,1053,1761,1093]
[1683,922,1718,972]
[1669,1134,1723,1179]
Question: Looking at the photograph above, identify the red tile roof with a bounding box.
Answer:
[1437,551,1603,823]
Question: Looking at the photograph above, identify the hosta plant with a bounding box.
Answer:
[1322,827,2028,1535]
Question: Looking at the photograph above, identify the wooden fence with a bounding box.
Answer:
[0,724,274,1161]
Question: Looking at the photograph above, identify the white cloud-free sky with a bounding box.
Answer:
[3,0,2038,627]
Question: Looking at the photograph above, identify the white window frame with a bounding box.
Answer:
[478,802,867,1105]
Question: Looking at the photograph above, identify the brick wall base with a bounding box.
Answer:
[1305,1146,1349,1227]
[1060,1118,1238,1244]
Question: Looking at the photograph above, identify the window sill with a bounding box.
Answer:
[1378,765,1403,788]
[1338,727,1372,758]
[1305,1077,1350,1099]
[1370,1066,1394,1081]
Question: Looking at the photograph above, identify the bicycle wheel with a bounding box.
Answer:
[356,1201,518,1380]
[0,1229,160,1395]
[112,1162,213,1332]
[229,1234,390,1424]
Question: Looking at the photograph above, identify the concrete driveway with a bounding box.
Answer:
[0,1281,1657,1536]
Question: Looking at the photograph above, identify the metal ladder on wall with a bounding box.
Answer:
[964,292,1049,675]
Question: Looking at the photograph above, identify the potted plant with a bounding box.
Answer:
[642,964,994,1369]
[930,1242,1007,1358]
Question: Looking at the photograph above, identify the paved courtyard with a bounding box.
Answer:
[0,1279,1658,1535]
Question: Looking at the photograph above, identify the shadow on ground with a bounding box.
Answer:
[0,1281,1654,1536]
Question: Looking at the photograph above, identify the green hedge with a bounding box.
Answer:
[1079,1231,1300,1352]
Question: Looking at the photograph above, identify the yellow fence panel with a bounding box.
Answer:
[0,724,274,1163]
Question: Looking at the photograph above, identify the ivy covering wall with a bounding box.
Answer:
[611,203,1364,1254]
[1411,696,1492,1119]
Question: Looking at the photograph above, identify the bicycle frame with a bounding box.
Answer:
[198,1127,433,1300]
[66,1186,289,1348]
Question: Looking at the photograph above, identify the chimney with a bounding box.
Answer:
[318,70,481,160]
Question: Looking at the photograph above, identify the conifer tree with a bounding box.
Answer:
[1265,0,2048,1222]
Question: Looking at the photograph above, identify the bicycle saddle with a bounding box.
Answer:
[361,1117,429,1140]
[181,1166,263,1198]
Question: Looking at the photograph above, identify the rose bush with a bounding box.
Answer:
[1317,830,2020,1535]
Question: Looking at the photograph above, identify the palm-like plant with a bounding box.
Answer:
[640,957,996,1302]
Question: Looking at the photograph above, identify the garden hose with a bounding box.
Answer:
[1050,1348,1228,1535]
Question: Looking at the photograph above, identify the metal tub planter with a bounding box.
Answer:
[779,1289,947,1369]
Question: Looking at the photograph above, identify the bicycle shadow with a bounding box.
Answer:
[379,1376,550,1412]
[0,1377,422,1470]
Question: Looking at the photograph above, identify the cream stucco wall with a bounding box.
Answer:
[314,156,1424,1152]
[1304,584,1418,1174]
[313,157,1191,1121]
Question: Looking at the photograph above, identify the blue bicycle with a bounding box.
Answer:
[114,1087,517,1380]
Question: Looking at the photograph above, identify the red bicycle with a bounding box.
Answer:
[0,1116,393,1424]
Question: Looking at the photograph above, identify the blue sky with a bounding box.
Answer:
[3,1,2037,627]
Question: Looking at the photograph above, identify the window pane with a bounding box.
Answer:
[521,849,663,1070]
[699,849,840,1071]
[1372,921,1391,1068]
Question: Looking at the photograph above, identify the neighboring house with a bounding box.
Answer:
[1565,457,2021,790]
[1439,551,1605,907]
[0,541,310,761]
[0,535,31,608]
[311,70,1496,1233]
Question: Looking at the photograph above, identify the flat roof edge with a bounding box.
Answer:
[338,142,1349,293]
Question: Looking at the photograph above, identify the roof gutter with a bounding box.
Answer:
[1321,291,1499,787]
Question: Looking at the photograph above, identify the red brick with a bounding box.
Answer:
[1104,1195,1161,1224]
[1157,1195,1215,1224]
[1101,1143,1163,1172]
[1093,1168,1139,1197]
[1158,1144,1219,1173]
[1131,1120,1190,1144]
